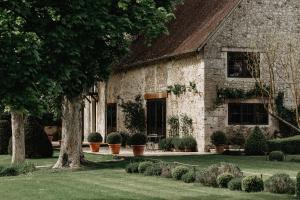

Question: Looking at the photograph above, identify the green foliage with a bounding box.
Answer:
[119,96,146,134]
[171,166,189,180]
[167,116,180,137]
[245,127,267,155]
[172,137,185,151]
[0,120,11,154]
[120,132,130,147]
[125,162,139,173]
[268,151,285,161]
[297,172,300,199]
[128,133,147,145]
[0,166,18,177]
[158,138,174,151]
[143,163,162,176]
[217,173,234,188]
[167,82,198,97]
[181,170,196,183]
[107,132,122,144]
[181,136,197,151]
[181,114,193,136]
[160,163,174,178]
[228,177,243,191]
[138,161,153,174]
[268,135,300,154]
[264,174,295,194]
[211,131,227,146]
[87,132,103,143]
[242,176,264,192]
[0,162,35,177]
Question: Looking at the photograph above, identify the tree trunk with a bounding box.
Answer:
[53,96,83,169]
[11,112,25,164]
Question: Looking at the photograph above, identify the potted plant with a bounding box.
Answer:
[87,132,103,152]
[182,136,197,152]
[107,132,122,155]
[210,131,227,153]
[128,133,147,156]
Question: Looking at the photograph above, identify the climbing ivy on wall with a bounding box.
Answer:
[167,82,198,97]
[167,114,193,137]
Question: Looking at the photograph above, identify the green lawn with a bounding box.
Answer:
[0,153,299,200]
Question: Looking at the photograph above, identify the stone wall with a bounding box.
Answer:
[203,0,300,146]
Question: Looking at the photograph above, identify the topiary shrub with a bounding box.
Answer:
[0,120,11,154]
[138,161,153,174]
[159,138,174,151]
[211,131,227,146]
[264,173,295,194]
[268,151,285,161]
[181,136,197,152]
[268,135,300,154]
[128,133,147,145]
[245,127,267,155]
[8,116,53,158]
[125,162,139,173]
[172,137,185,151]
[107,132,122,144]
[217,173,234,188]
[181,170,196,183]
[297,172,300,199]
[160,163,174,178]
[143,163,162,176]
[87,132,103,143]
[228,177,243,191]
[171,166,189,180]
[242,176,264,192]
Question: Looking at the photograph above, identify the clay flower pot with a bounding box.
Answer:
[216,145,225,154]
[132,145,145,156]
[109,144,121,155]
[89,142,101,152]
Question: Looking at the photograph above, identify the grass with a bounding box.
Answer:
[0,152,299,200]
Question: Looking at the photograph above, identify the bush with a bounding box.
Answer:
[242,176,264,192]
[144,163,162,176]
[171,166,189,180]
[228,177,243,191]
[160,163,174,178]
[245,127,267,155]
[217,173,234,188]
[182,170,196,183]
[268,151,285,161]
[211,131,227,146]
[87,132,103,143]
[228,131,245,147]
[297,172,300,199]
[172,137,185,151]
[181,136,197,151]
[107,132,122,144]
[0,166,18,177]
[264,173,295,194]
[0,163,36,177]
[120,132,129,147]
[138,161,153,174]
[159,138,174,151]
[0,120,11,154]
[125,162,139,173]
[268,135,300,154]
[8,116,53,158]
[128,133,147,145]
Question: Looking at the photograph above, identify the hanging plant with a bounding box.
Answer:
[167,82,198,97]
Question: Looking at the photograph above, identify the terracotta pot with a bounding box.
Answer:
[216,145,225,154]
[89,142,101,152]
[109,144,121,155]
[48,135,54,143]
[132,145,145,156]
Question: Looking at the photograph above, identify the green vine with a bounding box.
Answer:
[167,115,180,137]
[167,114,193,137]
[181,114,193,136]
[167,82,198,97]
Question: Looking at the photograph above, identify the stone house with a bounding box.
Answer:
[83,0,300,152]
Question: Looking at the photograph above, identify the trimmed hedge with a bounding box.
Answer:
[144,163,162,176]
[268,151,285,161]
[217,173,234,188]
[138,161,153,174]
[268,135,300,154]
[181,170,196,183]
[0,120,11,154]
[242,176,264,192]
[228,177,242,191]
[264,173,295,194]
[171,166,189,180]
[125,162,139,173]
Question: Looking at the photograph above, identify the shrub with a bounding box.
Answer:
[15,162,36,174]
[144,163,162,176]
[268,151,285,161]
[138,161,153,174]
[0,120,11,154]
[159,138,174,151]
[181,136,197,151]
[228,131,245,147]
[120,132,129,147]
[128,133,147,145]
[245,127,267,155]
[172,137,185,151]
[171,166,189,180]
[268,135,300,154]
[297,172,300,199]
[0,166,18,177]
[211,131,227,146]
[87,132,103,143]
[182,170,196,183]
[125,162,139,173]
[217,173,234,188]
[242,176,264,192]
[228,177,243,191]
[107,132,122,144]
[160,163,174,178]
[264,173,295,194]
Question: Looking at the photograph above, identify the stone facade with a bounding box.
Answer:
[84,0,300,152]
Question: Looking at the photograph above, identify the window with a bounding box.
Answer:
[147,99,166,137]
[106,103,117,133]
[227,52,260,78]
[228,103,268,125]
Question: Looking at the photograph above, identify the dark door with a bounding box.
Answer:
[147,99,166,137]
[106,103,117,134]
